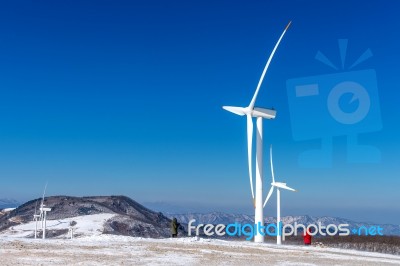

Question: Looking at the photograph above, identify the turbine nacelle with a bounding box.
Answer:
[252,107,276,119]
[222,106,276,119]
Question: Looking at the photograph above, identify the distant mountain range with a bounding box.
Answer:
[2,197,399,238]
[0,198,20,209]
[0,196,184,238]
[166,212,400,236]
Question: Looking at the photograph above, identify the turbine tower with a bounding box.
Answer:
[263,145,296,245]
[33,199,41,239]
[223,22,291,243]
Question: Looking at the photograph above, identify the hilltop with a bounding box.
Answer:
[0,195,184,238]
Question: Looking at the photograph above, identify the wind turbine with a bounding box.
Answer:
[263,145,296,245]
[39,183,51,239]
[223,21,291,243]
[33,199,41,239]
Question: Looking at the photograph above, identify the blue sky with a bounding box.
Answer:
[0,1,399,224]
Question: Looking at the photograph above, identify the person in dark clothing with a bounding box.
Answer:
[171,217,180,238]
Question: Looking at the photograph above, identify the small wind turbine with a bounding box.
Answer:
[223,21,291,243]
[39,183,51,239]
[33,199,41,239]
[263,145,296,245]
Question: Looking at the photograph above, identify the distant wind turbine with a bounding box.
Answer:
[33,199,41,239]
[38,183,51,239]
[223,21,291,243]
[263,145,296,245]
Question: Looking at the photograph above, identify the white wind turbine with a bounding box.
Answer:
[223,21,291,243]
[263,145,296,245]
[33,199,41,239]
[39,183,51,239]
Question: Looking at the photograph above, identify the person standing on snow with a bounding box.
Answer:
[303,227,312,245]
[171,217,180,238]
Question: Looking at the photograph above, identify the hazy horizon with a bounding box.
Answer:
[2,195,397,225]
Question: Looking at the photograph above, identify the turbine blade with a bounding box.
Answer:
[274,182,296,192]
[41,182,48,208]
[263,186,274,207]
[34,199,38,216]
[222,106,246,116]
[247,114,255,200]
[284,185,296,192]
[270,145,275,183]
[249,21,291,109]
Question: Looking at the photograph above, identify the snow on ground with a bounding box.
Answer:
[1,208,16,212]
[0,234,400,265]
[0,208,16,216]
[0,213,116,238]
[1,214,400,265]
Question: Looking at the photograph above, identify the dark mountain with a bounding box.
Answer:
[0,195,185,238]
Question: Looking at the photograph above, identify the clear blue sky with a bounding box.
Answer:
[0,1,399,224]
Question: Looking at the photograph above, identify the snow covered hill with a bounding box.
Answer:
[0,196,184,238]
[0,213,115,238]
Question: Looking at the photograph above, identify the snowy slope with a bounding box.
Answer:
[0,213,115,238]
[0,196,182,238]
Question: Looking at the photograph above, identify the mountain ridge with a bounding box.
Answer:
[0,198,20,209]
[0,195,185,238]
[166,211,400,236]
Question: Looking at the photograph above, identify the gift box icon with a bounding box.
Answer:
[286,39,382,167]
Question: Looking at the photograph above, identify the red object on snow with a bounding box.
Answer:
[303,229,312,245]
